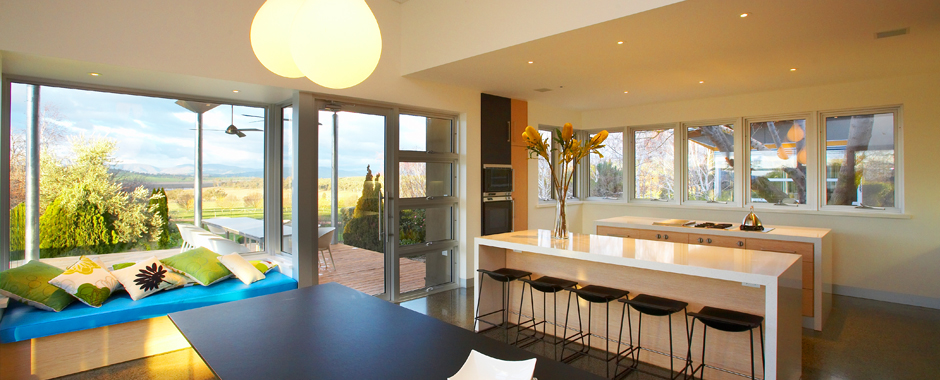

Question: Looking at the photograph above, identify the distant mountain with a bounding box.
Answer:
[114,163,263,178]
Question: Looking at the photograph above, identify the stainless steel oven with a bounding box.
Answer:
[483,164,513,194]
[482,192,513,235]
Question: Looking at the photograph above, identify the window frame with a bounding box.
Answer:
[628,123,679,204]
[817,105,903,214]
[537,124,580,202]
[743,113,818,211]
[680,119,741,208]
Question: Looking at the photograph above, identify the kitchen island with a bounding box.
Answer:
[475,230,802,380]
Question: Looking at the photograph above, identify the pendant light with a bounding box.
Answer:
[251,0,383,89]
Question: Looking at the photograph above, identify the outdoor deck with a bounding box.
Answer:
[318,243,427,295]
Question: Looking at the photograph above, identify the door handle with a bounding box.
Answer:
[507,121,512,142]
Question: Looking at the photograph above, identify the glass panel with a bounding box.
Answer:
[537,129,553,201]
[400,248,453,294]
[399,207,452,246]
[824,113,895,207]
[749,119,806,204]
[201,104,266,251]
[317,109,386,296]
[399,162,453,198]
[399,114,453,153]
[589,131,623,199]
[8,83,28,263]
[688,125,734,202]
[281,106,293,253]
[634,128,675,200]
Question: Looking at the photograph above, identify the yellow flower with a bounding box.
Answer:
[562,123,574,142]
[524,125,540,143]
[591,130,609,147]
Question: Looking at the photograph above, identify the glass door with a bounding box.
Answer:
[316,100,390,299]
[392,114,459,301]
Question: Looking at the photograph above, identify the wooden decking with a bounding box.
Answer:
[318,243,427,295]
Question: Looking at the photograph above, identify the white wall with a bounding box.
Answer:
[0,0,485,284]
[400,0,683,75]
[572,72,940,308]
[525,100,583,231]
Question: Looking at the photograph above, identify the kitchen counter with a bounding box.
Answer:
[475,230,803,380]
[595,216,830,242]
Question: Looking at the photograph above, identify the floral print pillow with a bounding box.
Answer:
[111,256,182,301]
[48,256,120,308]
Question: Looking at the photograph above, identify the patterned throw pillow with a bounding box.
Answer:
[218,254,266,285]
[48,256,120,308]
[160,247,232,286]
[110,262,135,271]
[250,259,279,274]
[0,260,75,312]
[111,256,185,301]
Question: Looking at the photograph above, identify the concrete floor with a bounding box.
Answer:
[400,288,940,380]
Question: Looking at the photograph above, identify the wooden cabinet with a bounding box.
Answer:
[688,233,746,249]
[597,226,643,239]
[639,230,688,242]
[480,93,511,165]
[510,98,528,231]
[510,99,528,147]
[745,239,814,262]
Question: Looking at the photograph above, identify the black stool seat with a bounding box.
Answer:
[572,285,629,303]
[689,306,763,332]
[521,276,578,293]
[620,294,689,317]
[477,268,532,282]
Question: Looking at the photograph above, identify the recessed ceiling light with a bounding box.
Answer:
[617,41,624,45]
[88,72,100,77]
[623,91,629,94]
[233,90,240,93]
[528,61,534,64]
[699,80,705,84]
[740,13,748,17]
[790,68,797,71]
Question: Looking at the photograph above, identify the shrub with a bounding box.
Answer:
[243,192,263,208]
[343,166,384,252]
[148,188,171,248]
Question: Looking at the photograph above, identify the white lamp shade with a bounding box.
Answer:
[250,0,306,78]
[290,0,383,89]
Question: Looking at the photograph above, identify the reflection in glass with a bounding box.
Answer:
[634,128,675,200]
[824,113,895,207]
[537,130,553,201]
[399,114,452,153]
[687,125,734,202]
[399,207,452,246]
[282,106,293,253]
[400,249,453,294]
[399,162,452,198]
[589,131,623,199]
[749,119,806,204]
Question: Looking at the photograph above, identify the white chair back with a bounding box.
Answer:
[317,227,335,251]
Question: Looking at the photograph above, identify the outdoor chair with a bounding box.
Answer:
[318,227,336,271]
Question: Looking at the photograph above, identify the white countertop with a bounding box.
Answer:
[476,230,801,286]
[595,216,830,241]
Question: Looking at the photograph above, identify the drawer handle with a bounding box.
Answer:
[706,238,712,244]
[656,234,662,239]
[737,241,744,247]
[698,238,704,243]
[663,234,669,240]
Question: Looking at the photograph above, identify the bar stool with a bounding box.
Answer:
[474,268,532,344]
[560,284,630,378]
[615,294,690,379]
[513,276,579,359]
[687,306,764,380]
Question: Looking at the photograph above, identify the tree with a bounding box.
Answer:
[174,191,195,210]
[243,192,263,208]
[148,188,171,248]
[9,104,67,207]
[829,115,874,205]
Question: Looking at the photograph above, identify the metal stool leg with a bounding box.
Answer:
[474,272,484,331]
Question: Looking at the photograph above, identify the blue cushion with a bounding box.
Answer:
[0,271,297,343]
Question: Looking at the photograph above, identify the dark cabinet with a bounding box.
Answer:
[481,93,512,165]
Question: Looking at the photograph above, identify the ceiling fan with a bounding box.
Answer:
[224,105,262,138]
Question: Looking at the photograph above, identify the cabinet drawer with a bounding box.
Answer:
[596,226,643,239]
[639,230,689,242]
[688,234,746,249]
[803,262,814,290]
[745,239,814,262]
[803,289,814,317]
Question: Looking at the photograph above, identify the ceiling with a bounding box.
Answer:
[406,0,940,111]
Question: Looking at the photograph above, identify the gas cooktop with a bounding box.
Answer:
[692,222,734,229]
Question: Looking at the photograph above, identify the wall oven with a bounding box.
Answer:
[483,164,513,194]
[482,193,513,236]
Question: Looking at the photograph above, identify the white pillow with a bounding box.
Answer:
[217,254,266,285]
[111,256,188,301]
[49,256,120,308]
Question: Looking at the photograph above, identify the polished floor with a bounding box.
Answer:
[56,289,940,380]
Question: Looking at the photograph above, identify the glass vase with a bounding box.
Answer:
[551,197,568,239]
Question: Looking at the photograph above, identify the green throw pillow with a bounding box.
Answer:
[161,247,232,286]
[250,259,279,274]
[0,260,76,312]
[110,262,135,271]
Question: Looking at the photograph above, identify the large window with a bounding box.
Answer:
[748,118,807,205]
[687,123,735,202]
[633,126,675,201]
[536,126,577,201]
[281,105,293,253]
[588,131,623,200]
[6,82,266,264]
[822,109,898,209]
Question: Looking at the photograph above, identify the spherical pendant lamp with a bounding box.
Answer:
[289,0,383,89]
[250,0,306,78]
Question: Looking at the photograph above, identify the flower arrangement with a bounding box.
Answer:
[523,123,608,238]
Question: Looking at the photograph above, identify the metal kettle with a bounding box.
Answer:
[740,206,764,231]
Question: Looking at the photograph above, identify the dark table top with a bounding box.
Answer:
[169,282,604,380]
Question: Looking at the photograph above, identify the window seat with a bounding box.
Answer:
[0,271,297,344]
